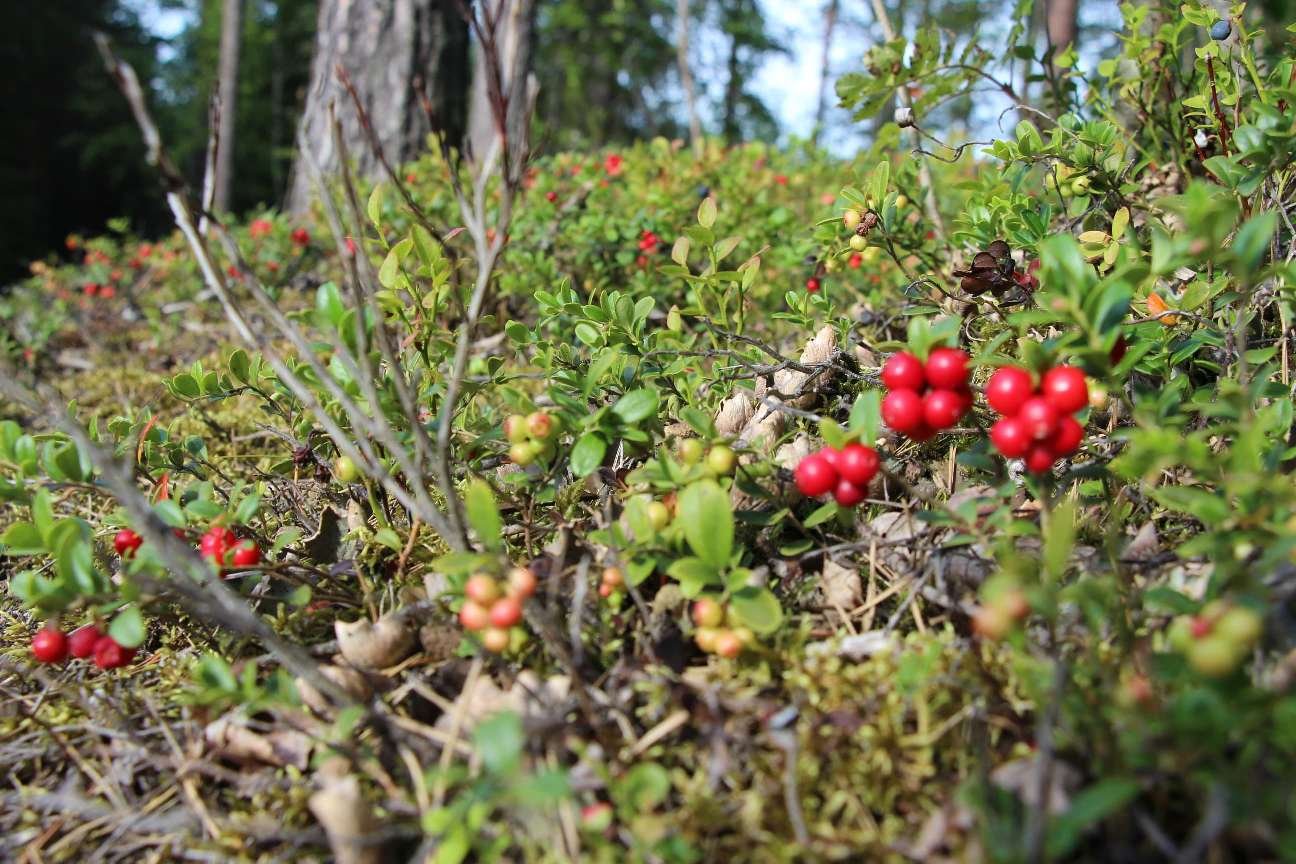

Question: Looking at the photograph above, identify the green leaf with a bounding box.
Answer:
[678,480,733,569]
[464,479,503,551]
[697,196,717,229]
[1,521,44,555]
[234,492,261,525]
[869,160,890,207]
[366,182,385,228]
[108,606,146,649]
[848,391,881,442]
[1046,778,1140,858]
[474,711,523,774]
[32,489,54,542]
[802,501,839,528]
[1154,486,1229,524]
[666,556,721,597]
[618,762,670,811]
[611,388,659,425]
[315,282,345,328]
[196,652,238,691]
[570,432,607,478]
[1043,498,1076,581]
[729,585,783,635]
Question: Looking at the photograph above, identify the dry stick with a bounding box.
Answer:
[198,94,219,237]
[0,374,351,708]
[94,34,457,552]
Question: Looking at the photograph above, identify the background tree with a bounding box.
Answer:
[0,3,164,281]
[287,0,470,212]
[711,0,783,143]
[213,0,244,212]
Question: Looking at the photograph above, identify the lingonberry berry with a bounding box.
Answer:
[114,529,143,558]
[68,625,102,658]
[1024,445,1056,474]
[481,628,510,653]
[707,444,736,476]
[794,452,837,497]
[92,636,136,670]
[1040,366,1088,414]
[990,417,1031,458]
[489,597,524,628]
[881,352,925,392]
[231,541,261,567]
[1046,415,1085,457]
[882,389,925,434]
[465,574,501,605]
[507,567,538,599]
[833,478,866,507]
[692,598,724,628]
[922,389,966,430]
[837,443,879,486]
[459,601,490,631]
[805,277,821,293]
[985,367,1034,415]
[924,348,970,390]
[1017,397,1060,440]
[31,627,68,664]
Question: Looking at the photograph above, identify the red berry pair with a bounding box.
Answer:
[638,229,661,254]
[881,348,971,440]
[199,525,262,571]
[986,365,1087,473]
[31,624,137,669]
[794,442,880,507]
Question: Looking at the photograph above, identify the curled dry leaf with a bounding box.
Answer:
[335,615,415,671]
[819,558,863,611]
[309,772,382,864]
[774,434,813,472]
[296,663,375,715]
[204,714,312,769]
[990,755,1080,815]
[435,670,571,730]
[714,391,755,437]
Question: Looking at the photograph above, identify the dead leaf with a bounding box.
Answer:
[335,615,415,671]
[819,558,863,611]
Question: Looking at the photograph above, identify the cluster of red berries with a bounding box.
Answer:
[31,623,137,669]
[459,568,537,653]
[985,365,1087,473]
[505,410,560,466]
[691,598,754,658]
[82,282,117,299]
[249,218,273,239]
[291,227,310,247]
[635,229,662,268]
[114,525,261,573]
[793,441,880,507]
[881,348,972,441]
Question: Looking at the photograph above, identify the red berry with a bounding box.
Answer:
[990,417,1031,458]
[459,601,490,631]
[837,443,879,486]
[794,452,838,497]
[806,277,821,293]
[92,636,136,670]
[881,352,925,391]
[882,389,925,434]
[1024,445,1056,474]
[985,367,1035,415]
[489,597,524,628]
[1040,366,1088,415]
[68,625,102,659]
[923,389,967,430]
[1047,415,1084,457]
[114,528,143,558]
[821,446,843,470]
[925,348,970,390]
[31,628,68,664]
[231,541,261,567]
[1017,397,1060,440]
[833,478,867,507]
[546,191,558,202]
[291,228,310,246]
[908,422,936,442]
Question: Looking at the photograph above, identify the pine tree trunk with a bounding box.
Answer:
[288,0,469,213]
[213,0,243,214]
[466,0,534,166]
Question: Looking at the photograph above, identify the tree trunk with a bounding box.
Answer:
[288,0,469,213]
[466,0,535,167]
[213,0,243,214]
[675,0,702,156]
[812,0,839,145]
[1046,0,1078,55]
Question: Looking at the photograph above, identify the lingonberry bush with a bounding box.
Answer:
[3,1,1296,860]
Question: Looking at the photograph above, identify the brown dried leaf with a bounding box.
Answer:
[335,615,415,671]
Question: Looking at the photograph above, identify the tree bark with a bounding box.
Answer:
[1046,0,1078,55]
[288,0,469,213]
[675,0,702,156]
[213,0,243,214]
[466,0,535,166]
